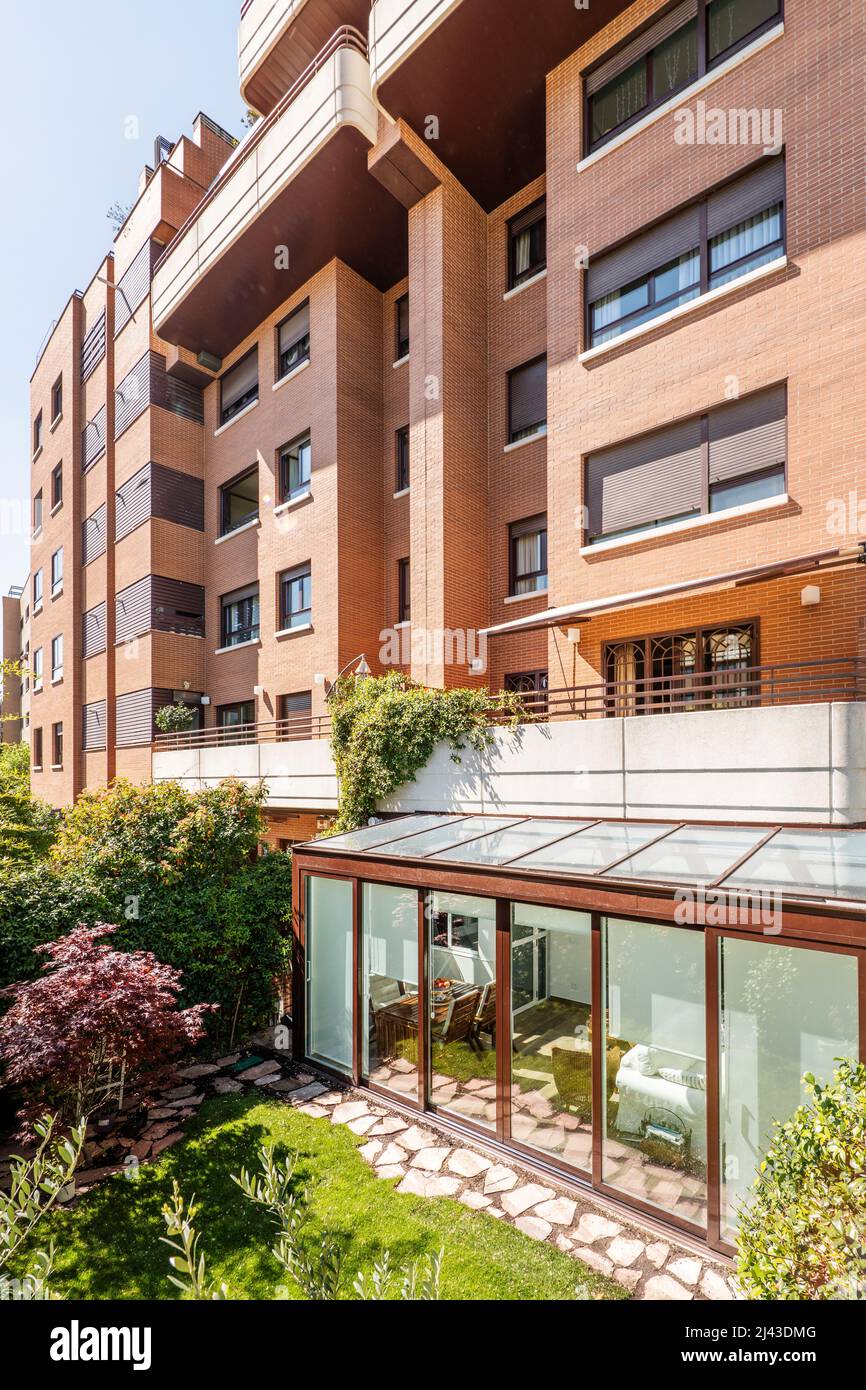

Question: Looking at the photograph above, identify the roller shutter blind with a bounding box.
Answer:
[115,239,161,336]
[586,415,704,538]
[509,357,547,437]
[116,688,172,747]
[220,351,258,417]
[116,576,206,643]
[116,462,204,540]
[83,700,107,751]
[115,576,151,644]
[707,156,785,237]
[585,0,698,94]
[81,311,106,382]
[587,205,701,302]
[82,406,106,471]
[278,302,310,359]
[708,384,786,483]
[82,504,107,565]
[82,602,107,659]
[115,354,151,437]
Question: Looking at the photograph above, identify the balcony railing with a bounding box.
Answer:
[493,656,864,723]
[154,712,331,750]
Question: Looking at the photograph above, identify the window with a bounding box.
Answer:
[395,293,409,360]
[585,0,781,153]
[33,490,43,535]
[33,570,43,610]
[587,157,785,347]
[509,515,548,595]
[505,670,549,716]
[219,349,258,425]
[277,301,310,379]
[508,199,546,289]
[51,634,63,682]
[279,691,313,740]
[398,558,411,624]
[605,622,756,715]
[217,700,255,744]
[395,426,410,492]
[51,548,63,595]
[432,907,480,955]
[220,584,260,647]
[279,434,311,503]
[33,410,43,456]
[52,722,63,768]
[508,357,547,443]
[219,465,259,535]
[279,563,312,631]
[51,376,63,423]
[51,463,63,510]
[32,727,43,769]
[33,647,43,690]
[585,383,786,544]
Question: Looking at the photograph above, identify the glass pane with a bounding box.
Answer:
[652,20,698,100]
[653,249,700,302]
[606,825,767,884]
[434,819,592,865]
[708,0,779,61]
[305,876,353,1075]
[513,821,674,873]
[383,816,519,858]
[603,917,707,1226]
[709,467,785,512]
[719,938,858,1240]
[510,904,593,1171]
[317,815,463,853]
[428,891,497,1129]
[362,883,419,1098]
[590,58,647,144]
[723,829,866,901]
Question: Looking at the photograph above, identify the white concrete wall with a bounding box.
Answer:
[152,703,866,825]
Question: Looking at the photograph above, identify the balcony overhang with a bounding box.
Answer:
[370,0,627,211]
[239,0,375,117]
[153,32,407,358]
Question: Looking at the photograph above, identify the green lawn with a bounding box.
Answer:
[24,1095,626,1301]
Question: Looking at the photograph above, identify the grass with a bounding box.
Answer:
[21,1095,627,1301]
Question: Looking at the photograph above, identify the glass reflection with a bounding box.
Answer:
[428,891,497,1129]
[362,883,420,1099]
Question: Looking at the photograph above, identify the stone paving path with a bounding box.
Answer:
[279,1076,740,1302]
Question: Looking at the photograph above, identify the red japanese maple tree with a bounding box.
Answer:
[0,924,214,1133]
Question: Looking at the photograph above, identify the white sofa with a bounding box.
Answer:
[614,1044,707,1164]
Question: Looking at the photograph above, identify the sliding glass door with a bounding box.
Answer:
[718,936,859,1241]
[427,891,497,1129]
[305,875,353,1075]
[362,882,420,1100]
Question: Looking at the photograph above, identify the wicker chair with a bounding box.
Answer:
[551,1046,593,1120]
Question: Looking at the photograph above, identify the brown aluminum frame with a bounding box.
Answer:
[603,618,760,715]
[293,835,866,1252]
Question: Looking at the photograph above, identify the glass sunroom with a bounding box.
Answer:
[291,815,866,1253]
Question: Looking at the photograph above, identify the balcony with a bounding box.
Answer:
[239,0,374,117]
[152,27,407,357]
[369,0,626,210]
[151,659,866,824]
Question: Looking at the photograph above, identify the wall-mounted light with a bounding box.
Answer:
[253,684,265,696]
[801,585,821,607]
[566,627,581,645]
[200,695,211,706]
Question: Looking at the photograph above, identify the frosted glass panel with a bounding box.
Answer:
[724,829,866,901]
[435,820,592,865]
[719,938,859,1239]
[362,882,419,1097]
[603,917,707,1226]
[305,876,353,1075]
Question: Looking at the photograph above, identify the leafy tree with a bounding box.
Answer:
[737,1059,866,1300]
[328,671,523,831]
[0,742,56,865]
[154,703,196,734]
[0,924,213,1134]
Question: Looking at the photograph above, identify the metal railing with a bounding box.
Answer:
[154,26,369,277]
[491,656,865,723]
[152,657,864,751]
[154,712,331,751]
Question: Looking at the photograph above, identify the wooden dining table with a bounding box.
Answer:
[374,981,477,1057]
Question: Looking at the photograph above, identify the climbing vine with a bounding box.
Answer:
[327,672,524,832]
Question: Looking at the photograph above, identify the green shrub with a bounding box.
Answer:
[736,1059,866,1300]
[0,743,56,865]
[154,703,196,734]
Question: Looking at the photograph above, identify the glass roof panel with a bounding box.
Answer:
[313,814,464,853]
[721,829,866,901]
[434,819,594,866]
[603,825,768,884]
[512,821,674,873]
[377,816,521,858]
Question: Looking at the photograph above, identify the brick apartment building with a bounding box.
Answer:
[22,0,866,844]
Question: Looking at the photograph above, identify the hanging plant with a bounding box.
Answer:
[327,672,524,833]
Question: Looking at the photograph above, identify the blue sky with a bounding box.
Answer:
[0,0,243,603]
